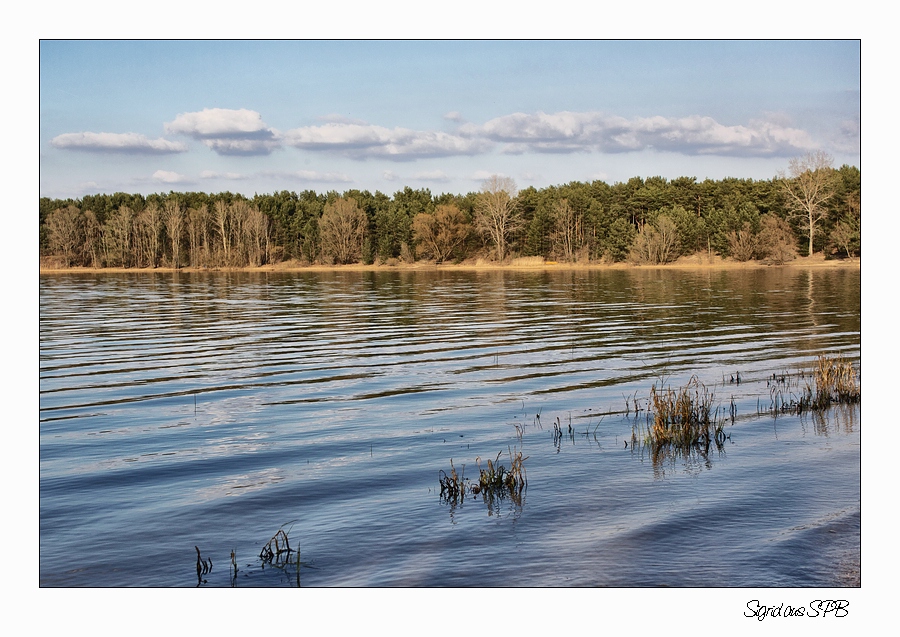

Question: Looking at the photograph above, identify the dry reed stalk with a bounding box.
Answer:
[260,526,295,564]
[797,355,861,411]
[438,459,466,503]
[645,376,722,451]
[195,546,212,578]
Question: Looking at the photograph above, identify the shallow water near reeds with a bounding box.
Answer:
[39,267,860,587]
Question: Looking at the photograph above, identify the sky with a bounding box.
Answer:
[39,40,860,200]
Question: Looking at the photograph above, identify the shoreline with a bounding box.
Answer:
[39,254,861,275]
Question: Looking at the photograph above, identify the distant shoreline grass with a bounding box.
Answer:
[39,254,860,274]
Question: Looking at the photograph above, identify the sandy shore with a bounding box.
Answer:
[39,253,860,275]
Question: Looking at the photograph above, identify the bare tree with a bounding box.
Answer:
[780,151,837,256]
[83,210,103,267]
[726,222,759,262]
[187,204,209,268]
[135,202,163,268]
[412,203,471,263]
[46,205,84,267]
[655,216,680,263]
[829,221,855,258]
[629,215,680,264]
[757,214,798,264]
[103,205,134,267]
[213,200,232,265]
[319,197,367,264]
[241,204,271,266]
[474,175,521,261]
[163,198,184,268]
[551,198,582,262]
[230,200,251,265]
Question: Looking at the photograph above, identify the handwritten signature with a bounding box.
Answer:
[745,600,849,620]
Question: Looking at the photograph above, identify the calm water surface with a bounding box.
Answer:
[39,268,860,587]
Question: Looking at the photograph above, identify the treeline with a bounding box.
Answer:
[40,165,860,269]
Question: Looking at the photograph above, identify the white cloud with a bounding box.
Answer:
[443,111,464,122]
[166,108,270,138]
[51,132,187,154]
[479,111,817,157]
[152,170,191,184]
[383,170,400,181]
[283,122,491,160]
[165,108,280,155]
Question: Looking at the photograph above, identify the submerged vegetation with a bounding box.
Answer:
[439,355,859,507]
[643,376,728,450]
[626,376,732,472]
[195,546,212,586]
[627,357,858,462]
[437,458,467,504]
[40,159,860,269]
[476,448,528,496]
[759,355,861,417]
[804,355,861,408]
[205,357,859,583]
[439,447,528,509]
[259,526,296,565]
[194,523,303,587]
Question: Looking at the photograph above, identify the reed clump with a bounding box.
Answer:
[439,447,528,506]
[438,459,467,504]
[802,355,860,409]
[762,356,861,416]
[644,376,725,450]
[477,447,528,495]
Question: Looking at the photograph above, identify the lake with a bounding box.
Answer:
[39,267,860,587]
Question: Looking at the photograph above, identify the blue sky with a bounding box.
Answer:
[39,40,860,199]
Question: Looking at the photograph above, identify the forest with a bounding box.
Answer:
[39,153,860,269]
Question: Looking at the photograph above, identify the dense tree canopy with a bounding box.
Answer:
[39,164,860,268]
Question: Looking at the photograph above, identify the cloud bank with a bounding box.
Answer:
[476,111,817,156]
[51,109,827,165]
[51,132,187,154]
[283,123,490,160]
[281,111,817,160]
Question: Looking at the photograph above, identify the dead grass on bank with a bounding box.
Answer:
[40,254,859,275]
